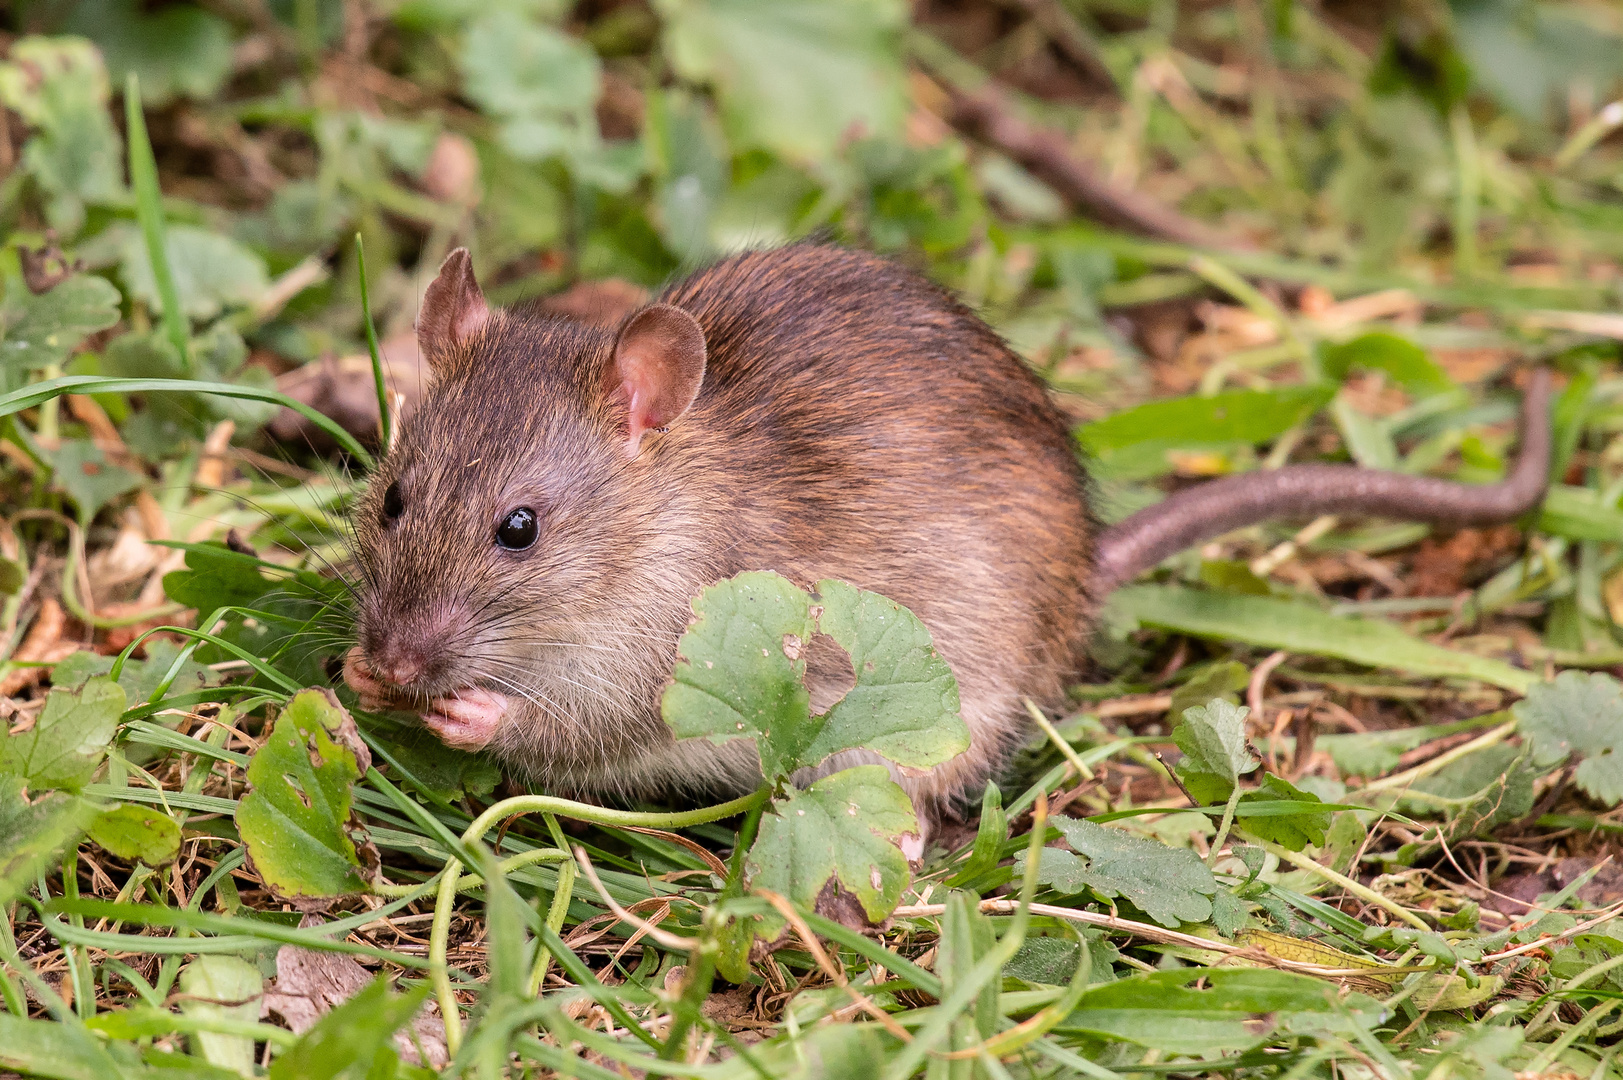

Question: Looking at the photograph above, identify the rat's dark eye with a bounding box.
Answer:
[496,507,539,551]
[381,482,404,525]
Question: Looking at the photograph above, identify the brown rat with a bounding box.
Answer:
[343,243,1550,846]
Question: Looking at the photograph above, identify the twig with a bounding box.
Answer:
[1025,697,1094,781]
[573,847,695,953]
[940,81,1249,251]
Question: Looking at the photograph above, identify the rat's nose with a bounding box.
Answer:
[373,654,422,687]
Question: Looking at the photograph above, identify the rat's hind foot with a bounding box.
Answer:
[423,688,510,751]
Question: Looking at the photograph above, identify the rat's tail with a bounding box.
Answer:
[1091,368,1553,597]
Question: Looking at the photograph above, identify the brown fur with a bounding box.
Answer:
[351,245,1095,831]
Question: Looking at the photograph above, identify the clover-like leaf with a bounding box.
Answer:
[40,439,145,524]
[664,572,968,781]
[664,571,816,779]
[1174,698,1258,793]
[1035,818,1216,928]
[0,776,96,906]
[748,765,916,921]
[1514,670,1623,804]
[0,675,125,792]
[237,688,376,904]
[87,804,180,865]
[0,274,121,374]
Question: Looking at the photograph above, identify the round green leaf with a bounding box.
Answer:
[88,804,181,865]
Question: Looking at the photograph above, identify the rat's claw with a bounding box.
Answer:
[342,646,405,712]
[423,688,510,751]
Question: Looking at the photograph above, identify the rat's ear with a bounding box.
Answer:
[417,248,489,373]
[607,304,706,456]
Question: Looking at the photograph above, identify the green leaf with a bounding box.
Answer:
[1110,584,1534,693]
[1235,775,1331,851]
[748,765,916,922]
[267,977,425,1080]
[1167,659,1251,718]
[655,0,908,163]
[664,571,815,778]
[0,274,122,374]
[163,543,277,614]
[1538,484,1623,543]
[0,1011,131,1080]
[1319,332,1453,398]
[41,439,145,523]
[179,956,263,1075]
[53,640,214,703]
[0,37,124,234]
[0,776,96,906]
[236,689,375,903]
[88,804,180,865]
[664,571,968,779]
[1173,698,1258,790]
[119,225,270,322]
[800,578,967,771]
[61,0,234,106]
[1402,744,1538,843]
[1514,671,1623,804]
[1060,968,1376,1053]
[0,675,126,792]
[1076,385,1334,480]
[1035,818,1216,928]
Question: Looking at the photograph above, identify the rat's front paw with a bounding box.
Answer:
[342,647,409,711]
[423,688,510,751]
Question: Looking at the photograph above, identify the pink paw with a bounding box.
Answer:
[423,688,510,751]
[342,647,409,712]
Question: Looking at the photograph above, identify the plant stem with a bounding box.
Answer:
[1349,720,1515,797]
[1206,784,1244,869]
[1254,837,1431,931]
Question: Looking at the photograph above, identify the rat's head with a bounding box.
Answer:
[345,249,709,784]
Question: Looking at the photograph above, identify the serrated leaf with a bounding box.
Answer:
[748,765,915,921]
[88,804,180,865]
[52,639,214,703]
[1515,672,1623,804]
[0,274,121,373]
[1173,698,1258,789]
[800,578,967,771]
[461,9,608,174]
[1036,818,1216,928]
[237,689,375,903]
[163,542,278,614]
[0,775,96,906]
[180,956,263,1075]
[119,224,269,321]
[664,571,967,779]
[0,675,126,792]
[1210,888,1249,938]
[655,0,908,163]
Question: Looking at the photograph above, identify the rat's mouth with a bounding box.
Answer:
[342,647,510,751]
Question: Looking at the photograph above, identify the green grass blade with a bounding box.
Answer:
[0,374,374,468]
[124,74,190,371]
[354,233,391,449]
[1111,584,1535,693]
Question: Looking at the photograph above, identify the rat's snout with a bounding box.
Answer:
[351,603,472,699]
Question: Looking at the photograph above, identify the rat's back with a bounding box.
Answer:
[656,246,1096,820]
